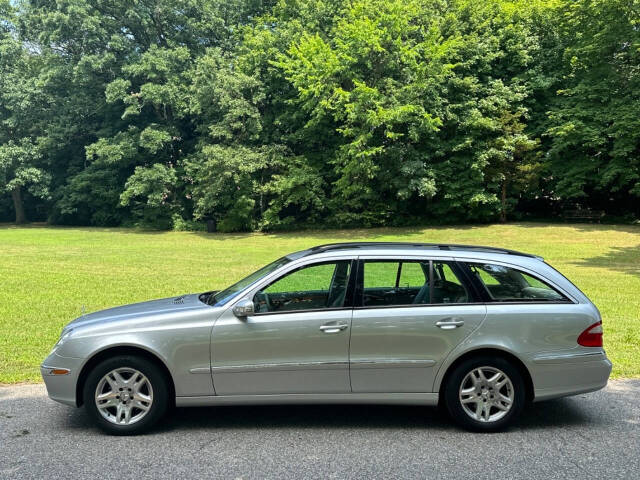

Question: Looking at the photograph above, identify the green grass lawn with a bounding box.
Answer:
[1,223,639,383]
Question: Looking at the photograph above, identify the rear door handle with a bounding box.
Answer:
[435,318,465,330]
[320,323,349,333]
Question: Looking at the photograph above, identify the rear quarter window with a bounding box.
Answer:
[466,263,569,302]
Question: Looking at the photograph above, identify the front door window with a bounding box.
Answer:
[254,260,352,313]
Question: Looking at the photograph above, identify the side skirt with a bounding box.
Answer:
[176,392,439,407]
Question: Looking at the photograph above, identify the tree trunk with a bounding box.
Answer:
[500,180,507,223]
[11,186,26,224]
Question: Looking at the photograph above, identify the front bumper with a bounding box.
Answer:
[41,352,84,407]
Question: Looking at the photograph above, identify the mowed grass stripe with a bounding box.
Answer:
[0,223,638,383]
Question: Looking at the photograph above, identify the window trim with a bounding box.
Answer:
[242,256,576,316]
[460,261,574,304]
[394,262,403,290]
[428,260,434,304]
[250,259,357,316]
[352,301,487,311]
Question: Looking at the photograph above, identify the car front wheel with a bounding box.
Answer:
[83,355,169,435]
[444,356,525,432]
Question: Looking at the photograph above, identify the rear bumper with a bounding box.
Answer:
[531,352,612,402]
[41,352,84,407]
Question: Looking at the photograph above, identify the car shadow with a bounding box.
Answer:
[141,396,596,434]
[51,392,605,435]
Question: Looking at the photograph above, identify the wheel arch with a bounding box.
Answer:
[75,345,176,407]
[436,347,534,403]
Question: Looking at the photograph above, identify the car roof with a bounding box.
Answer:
[290,242,543,262]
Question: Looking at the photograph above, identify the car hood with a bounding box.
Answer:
[66,293,211,331]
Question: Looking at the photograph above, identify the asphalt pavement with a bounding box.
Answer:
[1,380,639,479]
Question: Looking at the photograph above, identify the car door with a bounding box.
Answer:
[349,256,487,393]
[211,258,355,395]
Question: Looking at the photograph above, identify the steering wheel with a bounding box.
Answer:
[254,291,272,312]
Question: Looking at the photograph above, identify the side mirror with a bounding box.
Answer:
[232,298,255,318]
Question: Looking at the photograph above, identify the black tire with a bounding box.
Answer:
[443,355,525,432]
[83,355,170,435]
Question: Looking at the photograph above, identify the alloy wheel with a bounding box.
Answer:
[458,366,514,423]
[94,367,154,425]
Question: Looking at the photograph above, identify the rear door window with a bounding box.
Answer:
[362,261,428,307]
[432,261,470,304]
[361,260,472,306]
[466,263,568,302]
[398,262,426,288]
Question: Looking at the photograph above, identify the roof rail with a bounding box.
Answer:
[307,242,540,259]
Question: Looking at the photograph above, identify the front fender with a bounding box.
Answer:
[55,307,218,398]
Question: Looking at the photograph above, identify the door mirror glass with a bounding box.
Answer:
[232,299,255,317]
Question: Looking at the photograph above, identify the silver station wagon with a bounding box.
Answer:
[42,242,612,434]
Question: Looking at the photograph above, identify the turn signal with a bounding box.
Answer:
[577,321,603,347]
[49,368,70,375]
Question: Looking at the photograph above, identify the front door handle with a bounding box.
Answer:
[435,318,465,330]
[320,323,349,333]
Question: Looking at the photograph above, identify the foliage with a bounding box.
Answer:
[0,0,638,228]
[0,139,49,199]
[547,0,640,205]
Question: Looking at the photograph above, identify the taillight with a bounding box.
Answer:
[577,321,603,347]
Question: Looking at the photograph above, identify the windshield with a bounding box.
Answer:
[209,256,293,306]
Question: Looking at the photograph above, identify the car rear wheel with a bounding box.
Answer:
[444,356,525,432]
[83,355,169,435]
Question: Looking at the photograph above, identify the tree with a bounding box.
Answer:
[0,139,49,223]
[0,2,50,222]
[277,0,542,224]
[547,0,640,212]
[0,0,637,228]
[483,110,540,222]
